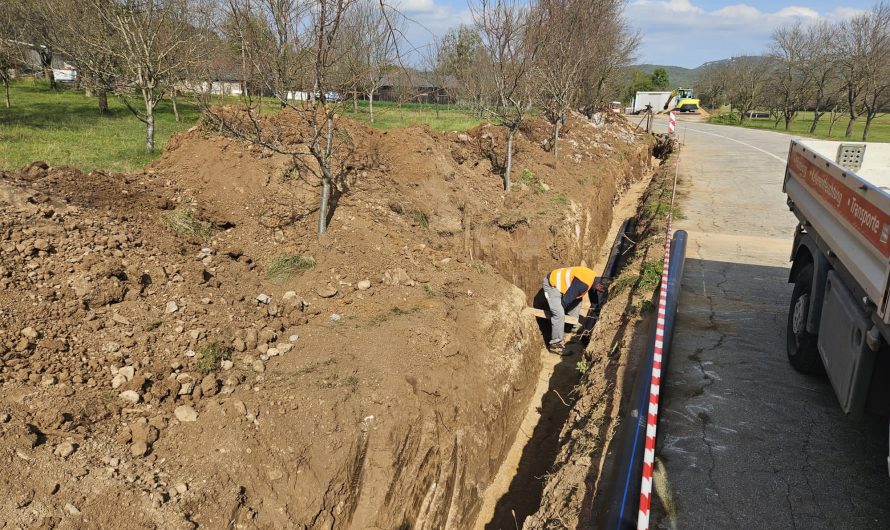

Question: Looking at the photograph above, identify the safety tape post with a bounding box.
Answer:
[637,141,679,530]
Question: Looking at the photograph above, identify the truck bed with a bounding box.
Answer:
[798,140,890,191]
[784,139,890,323]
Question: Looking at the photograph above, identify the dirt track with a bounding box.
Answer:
[0,113,653,528]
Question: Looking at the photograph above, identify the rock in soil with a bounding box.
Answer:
[174,405,198,423]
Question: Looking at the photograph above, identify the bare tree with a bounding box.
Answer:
[533,0,634,154]
[0,8,24,107]
[203,0,398,236]
[472,0,542,192]
[77,0,202,152]
[576,5,638,117]
[32,0,121,114]
[695,61,731,110]
[344,0,401,122]
[855,2,890,141]
[805,21,843,134]
[768,23,813,130]
[13,0,58,89]
[435,25,486,116]
[726,56,770,124]
[532,0,583,157]
[834,8,879,139]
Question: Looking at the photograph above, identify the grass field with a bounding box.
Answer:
[343,100,482,132]
[0,81,202,172]
[709,109,890,143]
[0,81,483,173]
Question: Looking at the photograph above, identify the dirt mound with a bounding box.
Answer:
[0,112,652,527]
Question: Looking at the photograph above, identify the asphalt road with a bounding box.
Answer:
[649,119,890,529]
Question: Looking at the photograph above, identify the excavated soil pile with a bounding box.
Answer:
[0,112,651,528]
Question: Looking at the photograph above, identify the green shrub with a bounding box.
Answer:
[196,342,233,373]
[638,259,664,291]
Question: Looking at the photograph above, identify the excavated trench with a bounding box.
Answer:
[0,115,659,529]
[474,175,655,529]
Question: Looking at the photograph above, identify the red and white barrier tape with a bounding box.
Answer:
[636,217,671,529]
[637,145,679,529]
[668,111,677,135]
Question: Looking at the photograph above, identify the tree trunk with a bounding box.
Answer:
[552,118,562,158]
[504,127,515,192]
[863,113,875,141]
[97,89,108,114]
[318,174,331,235]
[369,91,375,123]
[39,49,56,90]
[845,116,856,139]
[146,113,155,153]
[353,90,358,113]
[809,110,823,134]
[171,90,180,122]
[3,78,9,108]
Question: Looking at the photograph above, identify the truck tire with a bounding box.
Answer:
[786,263,825,374]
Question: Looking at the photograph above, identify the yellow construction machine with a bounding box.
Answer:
[663,88,700,113]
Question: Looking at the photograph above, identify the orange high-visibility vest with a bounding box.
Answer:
[549,266,596,297]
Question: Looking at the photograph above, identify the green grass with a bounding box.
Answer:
[342,100,481,132]
[0,80,203,172]
[647,200,683,220]
[709,109,890,143]
[608,258,664,300]
[266,253,316,282]
[551,192,569,206]
[518,168,546,193]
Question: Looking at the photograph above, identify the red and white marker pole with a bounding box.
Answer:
[668,111,677,135]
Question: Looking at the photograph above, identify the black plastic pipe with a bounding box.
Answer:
[592,229,687,529]
[584,219,633,335]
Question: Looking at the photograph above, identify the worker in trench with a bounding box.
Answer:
[543,265,605,355]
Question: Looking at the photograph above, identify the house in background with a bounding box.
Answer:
[376,71,458,105]
[11,44,77,83]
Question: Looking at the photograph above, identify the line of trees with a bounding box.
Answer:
[1,0,638,235]
[697,1,890,141]
[438,0,638,190]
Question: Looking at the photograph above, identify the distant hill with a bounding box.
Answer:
[633,61,723,88]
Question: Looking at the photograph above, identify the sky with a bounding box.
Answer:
[392,0,876,68]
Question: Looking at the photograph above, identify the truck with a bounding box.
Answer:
[631,91,672,114]
[783,139,890,468]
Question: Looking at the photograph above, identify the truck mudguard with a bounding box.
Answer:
[790,230,832,335]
